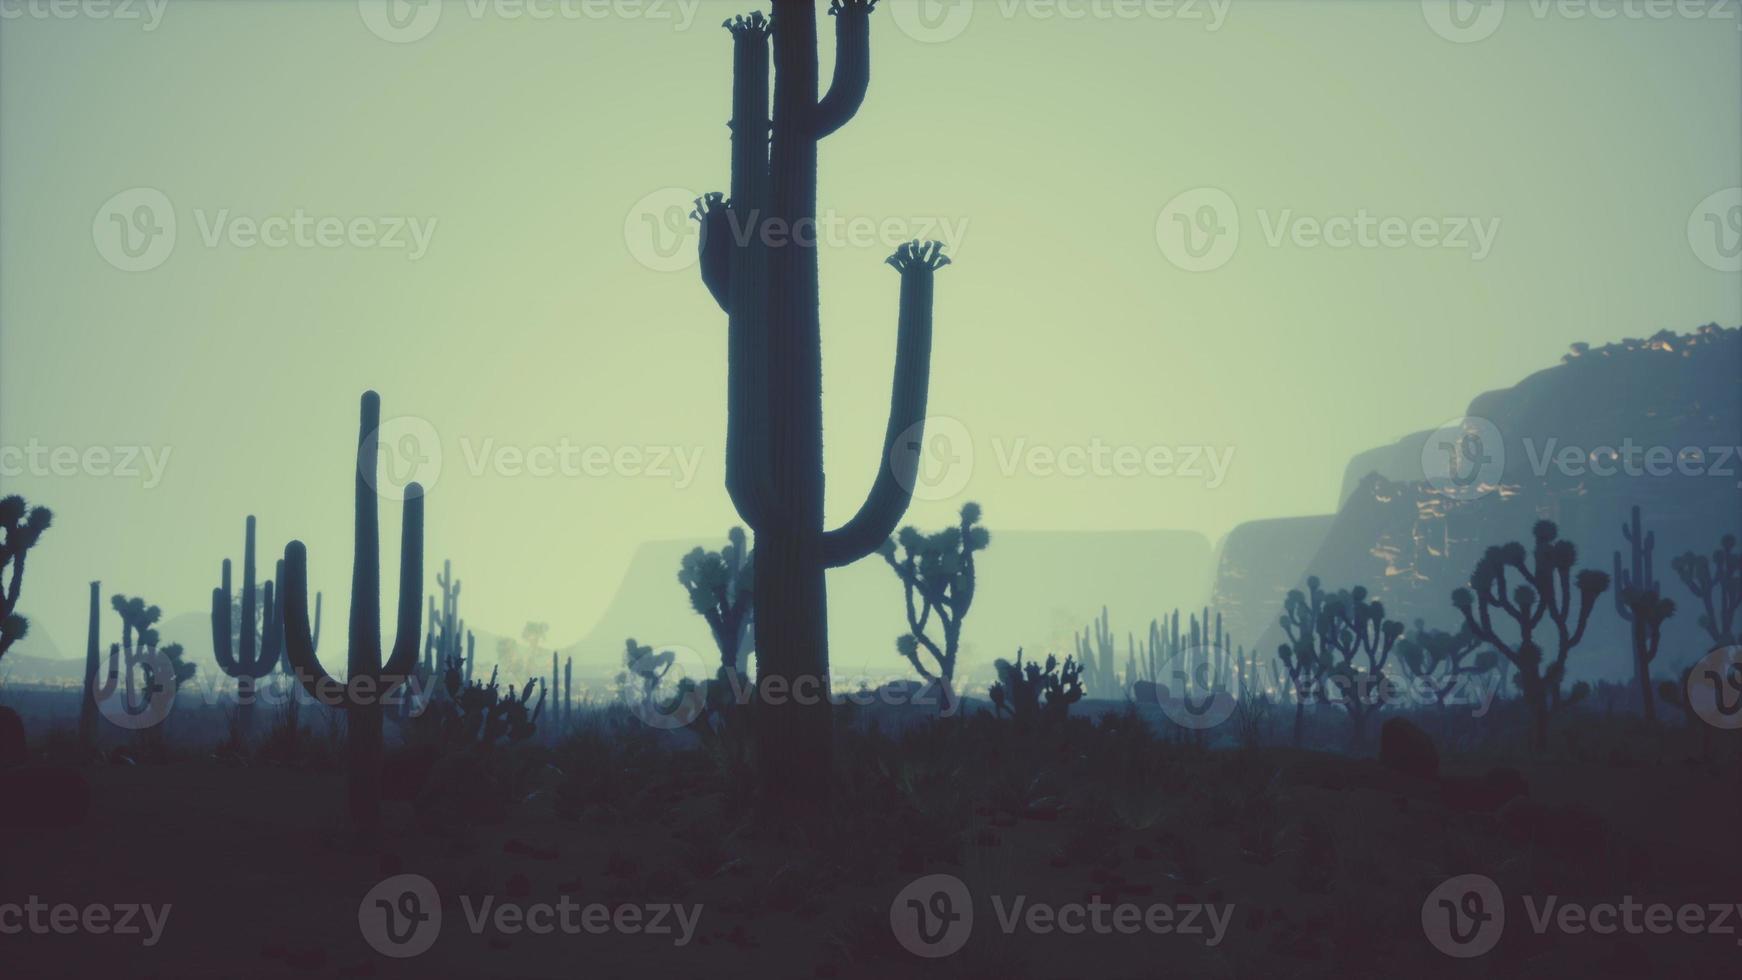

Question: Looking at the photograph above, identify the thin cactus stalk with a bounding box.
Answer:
[80,581,112,751]
[211,515,284,741]
[563,655,572,730]
[692,0,948,808]
[280,391,424,837]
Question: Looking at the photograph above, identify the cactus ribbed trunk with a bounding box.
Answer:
[696,1,947,815]
[282,391,423,838]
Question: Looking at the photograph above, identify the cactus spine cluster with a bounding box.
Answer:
[280,391,424,836]
[692,0,948,805]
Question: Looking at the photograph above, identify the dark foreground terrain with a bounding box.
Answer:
[3,689,1739,980]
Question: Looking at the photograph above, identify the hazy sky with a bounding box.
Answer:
[2,1,1739,656]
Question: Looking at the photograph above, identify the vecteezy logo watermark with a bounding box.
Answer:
[361,415,704,499]
[1156,187,1239,273]
[359,0,704,43]
[1421,416,1506,501]
[93,188,176,273]
[1420,0,1507,42]
[365,414,444,500]
[1157,188,1501,270]
[891,416,975,502]
[359,874,442,958]
[1689,187,1742,273]
[1147,642,1242,730]
[1425,0,1742,42]
[358,874,702,957]
[621,642,710,730]
[628,188,972,274]
[358,0,444,42]
[0,0,168,30]
[92,188,438,271]
[0,441,173,489]
[1425,874,1742,957]
[890,875,1232,958]
[95,647,181,731]
[1686,645,1742,730]
[1422,874,1505,957]
[891,874,974,958]
[0,898,172,947]
[887,0,1230,43]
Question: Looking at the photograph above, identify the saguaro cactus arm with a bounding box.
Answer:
[280,391,425,702]
[822,241,948,567]
[814,0,876,139]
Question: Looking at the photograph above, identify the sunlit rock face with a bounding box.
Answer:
[1221,325,1741,683]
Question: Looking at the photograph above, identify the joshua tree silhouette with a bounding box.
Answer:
[691,0,949,812]
[0,495,52,663]
[679,527,755,675]
[1453,521,1609,752]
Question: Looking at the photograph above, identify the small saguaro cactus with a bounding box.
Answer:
[692,1,951,809]
[0,495,53,663]
[279,391,425,837]
[211,515,283,741]
[1453,521,1609,752]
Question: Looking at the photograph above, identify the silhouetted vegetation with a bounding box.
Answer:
[878,502,986,697]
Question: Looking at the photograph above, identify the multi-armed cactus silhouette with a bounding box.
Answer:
[878,502,987,695]
[1394,618,1495,708]
[97,595,194,722]
[679,527,755,675]
[1671,532,1739,646]
[1612,505,1675,722]
[211,516,283,741]
[280,391,425,836]
[0,495,53,663]
[692,0,949,804]
[1453,521,1609,751]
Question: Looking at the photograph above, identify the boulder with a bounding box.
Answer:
[1377,717,1439,780]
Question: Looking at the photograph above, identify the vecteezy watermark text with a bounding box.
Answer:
[889,874,1232,958]
[0,441,172,489]
[0,898,171,947]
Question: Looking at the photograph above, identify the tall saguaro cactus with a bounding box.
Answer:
[212,515,283,740]
[280,391,424,836]
[692,0,948,807]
